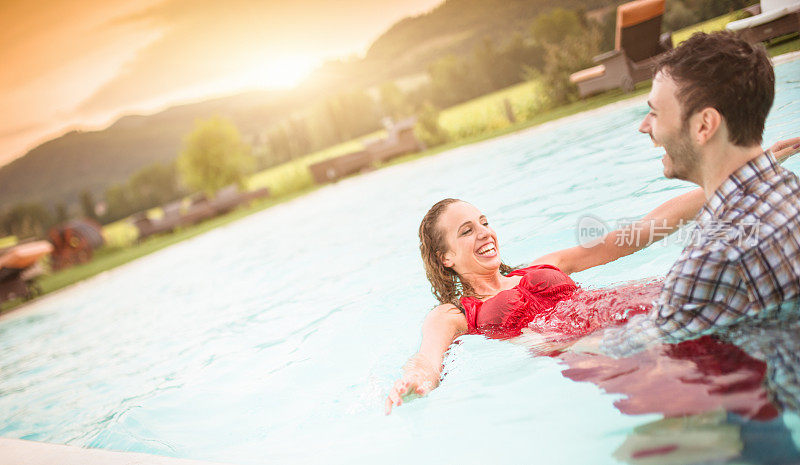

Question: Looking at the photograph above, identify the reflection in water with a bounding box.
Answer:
[611,411,800,465]
[728,319,800,415]
[550,315,800,463]
[558,337,777,420]
[509,278,800,464]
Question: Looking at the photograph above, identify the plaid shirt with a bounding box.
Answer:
[602,150,800,356]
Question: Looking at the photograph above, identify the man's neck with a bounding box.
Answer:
[698,143,765,200]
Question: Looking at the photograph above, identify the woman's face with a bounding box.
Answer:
[438,201,501,275]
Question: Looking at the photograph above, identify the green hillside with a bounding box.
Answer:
[362,0,614,78]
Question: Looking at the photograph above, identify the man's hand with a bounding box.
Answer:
[771,137,800,163]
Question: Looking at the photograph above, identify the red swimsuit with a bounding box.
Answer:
[460,264,660,338]
[460,264,578,337]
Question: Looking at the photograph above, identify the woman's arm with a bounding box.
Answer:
[385,304,468,415]
[531,137,800,275]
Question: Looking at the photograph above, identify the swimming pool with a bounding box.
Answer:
[1,58,799,464]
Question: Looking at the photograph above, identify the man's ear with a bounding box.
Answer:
[692,107,722,145]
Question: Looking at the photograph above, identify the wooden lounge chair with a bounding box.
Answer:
[180,195,214,227]
[0,241,53,304]
[570,0,673,98]
[308,150,372,184]
[131,201,185,240]
[243,187,270,203]
[48,219,105,270]
[209,185,244,215]
[726,0,800,44]
[364,117,424,164]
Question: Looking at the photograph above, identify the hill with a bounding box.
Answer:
[0,90,300,206]
[361,0,614,80]
[0,0,617,209]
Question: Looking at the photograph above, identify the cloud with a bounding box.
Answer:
[75,0,441,115]
[0,0,441,164]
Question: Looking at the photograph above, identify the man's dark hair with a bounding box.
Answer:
[654,31,774,146]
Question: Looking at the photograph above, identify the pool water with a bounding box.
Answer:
[1,59,799,464]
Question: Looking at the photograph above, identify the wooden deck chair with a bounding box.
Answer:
[726,0,800,44]
[570,0,673,98]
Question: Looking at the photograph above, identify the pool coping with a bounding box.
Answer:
[773,50,800,65]
[0,438,235,465]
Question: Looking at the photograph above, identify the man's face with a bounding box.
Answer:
[639,71,701,182]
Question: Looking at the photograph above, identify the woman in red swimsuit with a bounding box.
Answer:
[383,137,800,415]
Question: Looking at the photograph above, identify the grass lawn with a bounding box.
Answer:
[767,36,800,56]
[672,11,745,45]
[439,80,547,140]
[381,81,653,169]
[0,236,17,249]
[672,8,800,56]
[246,130,384,196]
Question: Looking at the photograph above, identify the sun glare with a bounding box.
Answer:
[243,56,317,90]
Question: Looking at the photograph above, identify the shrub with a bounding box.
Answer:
[414,103,450,148]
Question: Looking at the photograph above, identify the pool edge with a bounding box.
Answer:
[0,438,237,465]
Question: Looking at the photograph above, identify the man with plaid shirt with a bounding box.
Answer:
[601,32,800,356]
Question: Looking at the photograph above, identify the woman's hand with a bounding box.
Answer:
[384,305,467,415]
[771,137,800,163]
[384,357,439,415]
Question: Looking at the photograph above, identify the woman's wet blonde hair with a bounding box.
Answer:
[418,199,512,310]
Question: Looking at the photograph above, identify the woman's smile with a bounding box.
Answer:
[476,241,497,258]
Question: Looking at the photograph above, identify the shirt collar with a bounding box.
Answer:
[699,149,777,222]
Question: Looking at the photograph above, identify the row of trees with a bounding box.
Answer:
[255,91,383,169]
[1,118,256,236]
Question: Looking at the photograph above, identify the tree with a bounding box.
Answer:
[531,8,584,45]
[54,202,69,224]
[594,7,618,51]
[664,0,701,31]
[80,189,98,220]
[177,117,255,196]
[472,37,504,93]
[103,183,135,223]
[428,55,482,107]
[379,82,411,120]
[534,27,602,107]
[1,202,52,239]
[414,102,449,148]
[286,118,312,159]
[323,91,381,143]
[127,162,183,210]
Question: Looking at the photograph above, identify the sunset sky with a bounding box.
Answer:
[0,0,443,167]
